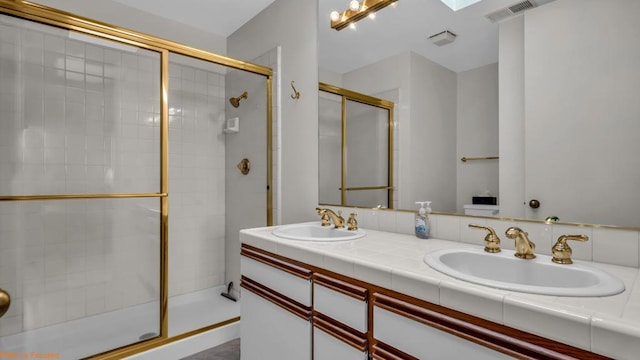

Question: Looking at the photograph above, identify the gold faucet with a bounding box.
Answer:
[552,234,589,264]
[505,227,536,259]
[347,212,358,231]
[468,224,501,253]
[315,207,345,228]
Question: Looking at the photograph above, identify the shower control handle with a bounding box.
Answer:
[0,288,10,318]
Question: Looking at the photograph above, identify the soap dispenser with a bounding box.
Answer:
[424,201,432,238]
[415,201,430,239]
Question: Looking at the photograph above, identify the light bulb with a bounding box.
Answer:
[349,22,356,30]
[368,12,376,19]
[349,0,360,11]
[330,11,340,22]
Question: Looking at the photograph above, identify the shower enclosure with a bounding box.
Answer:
[0,2,273,359]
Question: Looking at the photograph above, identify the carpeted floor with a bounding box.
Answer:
[180,338,240,360]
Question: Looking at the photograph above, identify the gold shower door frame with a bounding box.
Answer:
[0,1,273,359]
[318,82,394,209]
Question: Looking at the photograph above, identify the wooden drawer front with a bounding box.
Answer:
[314,325,367,360]
[313,274,367,333]
[371,340,418,360]
[241,276,312,321]
[241,255,311,306]
[373,300,513,360]
[313,312,367,352]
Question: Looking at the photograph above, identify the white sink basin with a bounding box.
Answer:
[272,223,366,242]
[424,248,625,297]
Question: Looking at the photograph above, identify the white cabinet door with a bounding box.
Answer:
[240,246,313,360]
[241,288,311,360]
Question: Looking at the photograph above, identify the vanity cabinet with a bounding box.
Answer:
[240,246,312,360]
[240,244,608,360]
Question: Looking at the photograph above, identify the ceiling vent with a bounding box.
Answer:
[485,0,537,23]
[429,30,457,46]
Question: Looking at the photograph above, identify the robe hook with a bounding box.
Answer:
[290,81,300,100]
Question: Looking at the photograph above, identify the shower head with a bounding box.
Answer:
[229,91,248,108]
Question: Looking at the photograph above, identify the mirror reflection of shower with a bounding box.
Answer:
[229,91,248,108]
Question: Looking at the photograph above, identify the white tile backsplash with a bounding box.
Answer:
[593,228,640,268]
[330,207,640,268]
[552,224,594,262]
[433,214,460,241]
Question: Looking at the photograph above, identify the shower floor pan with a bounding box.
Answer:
[0,285,240,360]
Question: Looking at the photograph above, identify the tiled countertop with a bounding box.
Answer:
[240,223,640,360]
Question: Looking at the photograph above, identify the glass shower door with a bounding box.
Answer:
[0,13,163,359]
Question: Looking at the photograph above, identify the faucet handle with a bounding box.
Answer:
[468,224,501,253]
[315,207,331,227]
[347,212,358,231]
[552,234,589,264]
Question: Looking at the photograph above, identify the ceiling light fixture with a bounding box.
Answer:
[330,0,399,31]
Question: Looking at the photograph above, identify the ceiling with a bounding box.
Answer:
[110,0,555,74]
[109,0,276,37]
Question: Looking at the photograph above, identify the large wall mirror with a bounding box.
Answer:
[318,0,640,228]
[319,83,395,209]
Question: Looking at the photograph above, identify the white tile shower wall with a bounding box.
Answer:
[0,16,161,336]
[167,60,226,297]
[330,206,640,269]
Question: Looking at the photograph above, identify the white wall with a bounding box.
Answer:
[498,16,525,219]
[456,63,499,213]
[409,53,457,214]
[334,51,457,213]
[500,0,640,227]
[31,0,226,54]
[319,68,342,87]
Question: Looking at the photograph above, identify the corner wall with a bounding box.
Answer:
[498,16,525,219]
[227,0,319,225]
[225,0,319,289]
[456,63,499,213]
